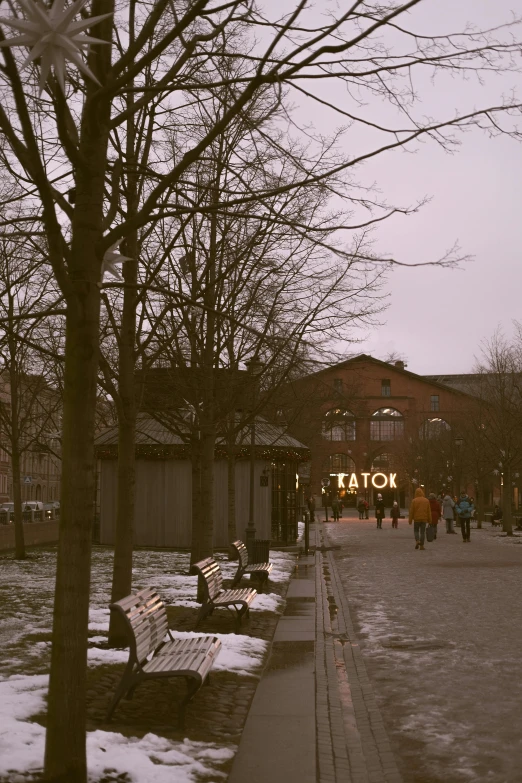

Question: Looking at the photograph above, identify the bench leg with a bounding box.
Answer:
[178,677,202,729]
[106,665,136,722]
[230,566,244,588]
[195,604,211,628]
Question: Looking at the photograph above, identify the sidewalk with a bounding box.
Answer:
[228,522,403,783]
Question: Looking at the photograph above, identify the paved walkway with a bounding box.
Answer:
[229,522,403,783]
[229,514,522,783]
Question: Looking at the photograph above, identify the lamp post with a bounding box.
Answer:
[454,436,463,494]
[454,436,463,528]
[245,358,263,557]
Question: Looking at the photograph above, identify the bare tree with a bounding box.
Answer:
[470,333,522,535]
[0,233,61,559]
[1,2,522,779]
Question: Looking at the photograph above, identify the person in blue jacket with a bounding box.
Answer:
[456,492,475,542]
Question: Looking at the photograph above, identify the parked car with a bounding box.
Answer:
[23,501,44,512]
[0,502,14,524]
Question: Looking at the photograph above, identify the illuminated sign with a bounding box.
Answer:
[329,472,397,489]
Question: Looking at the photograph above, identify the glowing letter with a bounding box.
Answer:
[361,472,370,488]
[338,473,346,489]
[348,473,359,489]
[389,473,397,488]
[371,472,388,489]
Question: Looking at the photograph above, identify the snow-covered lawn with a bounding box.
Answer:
[0,674,235,783]
[0,545,296,782]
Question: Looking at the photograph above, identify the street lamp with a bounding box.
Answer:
[245,358,264,553]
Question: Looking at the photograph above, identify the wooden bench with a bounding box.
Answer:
[191,557,257,631]
[230,540,273,591]
[106,587,221,727]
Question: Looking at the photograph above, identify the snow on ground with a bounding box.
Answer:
[0,675,235,783]
[0,544,295,782]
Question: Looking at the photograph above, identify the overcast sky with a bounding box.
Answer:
[269,1,522,376]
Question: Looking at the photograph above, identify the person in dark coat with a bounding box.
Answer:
[375,494,385,529]
[428,493,441,540]
[331,496,341,521]
[455,493,475,542]
[442,494,456,534]
[390,501,400,528]
[307,496,316,522]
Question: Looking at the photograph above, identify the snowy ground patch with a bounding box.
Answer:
[0,675,235,783]
[1,544,296,781]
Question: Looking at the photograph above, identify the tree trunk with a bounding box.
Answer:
[199,419,215,556]
[44,288,101,783]
[108,72,138,648]
[8,327,24,558]
[108,407,136,647]
[227,428,237,548]
[502,465,513,535]
[44,18,113,772]
[476,484,484,530]
[190,437,203,566]
[11,447,24,559]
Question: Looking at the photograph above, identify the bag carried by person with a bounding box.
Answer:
[426,524,435,543]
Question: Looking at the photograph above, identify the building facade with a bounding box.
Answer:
[275,355,474,508]
[95,413,310,548]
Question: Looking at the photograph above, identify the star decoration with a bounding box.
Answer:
[101,241,132,282]
[0,0,112,94]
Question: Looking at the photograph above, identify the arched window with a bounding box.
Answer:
[322,454,356,473]
[370,408,404,441]
[321,409,356,441]
[371,453,395,472]
[419,418,451,439]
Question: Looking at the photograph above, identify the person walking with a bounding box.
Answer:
[456,492,475,542]
[307,496,316,523]
[331,496,341,522]
[375,494,385,529]
[357,498,366,520]
[363,499,369,519]
[428,493,441,540]
[390,501,400,528]
[442,493,456,534]
[409,487,431,550]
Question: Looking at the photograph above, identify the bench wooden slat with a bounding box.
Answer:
[191,557,257,630]
[230,540,273,591]
[107,588,221,727]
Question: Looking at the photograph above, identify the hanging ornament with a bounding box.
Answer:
[0,0,112,94]
[101,241,132,281]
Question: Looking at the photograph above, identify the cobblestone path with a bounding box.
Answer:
[325,518,522,783]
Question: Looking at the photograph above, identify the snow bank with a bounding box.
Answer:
[0,675,235,783]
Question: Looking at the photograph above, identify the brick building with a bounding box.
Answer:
[274,354,474,508]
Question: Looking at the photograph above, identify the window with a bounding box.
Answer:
[370,408,404,441]
[430,395,440,412]
[381,379,391,397]
[419,418,451,440]
[322,409,356,441]
[323,454,356,473]
[333,378,343,392]
[371,453,395,472]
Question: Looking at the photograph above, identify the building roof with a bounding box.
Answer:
[95,412,308,450]
[295,353,475,398]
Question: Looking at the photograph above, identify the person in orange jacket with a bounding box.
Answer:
[428,493,442,540]
[408,487,432,550]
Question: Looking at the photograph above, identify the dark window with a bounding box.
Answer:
[381,379,391,397]
[333,378,343,392]
[430,395,440,411]
[370,407,404,441]
[322,409,356,441]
